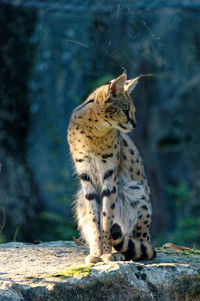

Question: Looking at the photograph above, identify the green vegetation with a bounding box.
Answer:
[164,216,200,249]
[156,247,200,256]
[51,265,92,279]
[0,231,6,243]
[13,226,19,242]
[165,180,200,248]
[167,181,190,209]
[38,211,78,241]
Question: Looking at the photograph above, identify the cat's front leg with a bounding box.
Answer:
[79,175,102,264]
[100,168,118,259]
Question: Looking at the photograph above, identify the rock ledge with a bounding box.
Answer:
[0,241,200,301]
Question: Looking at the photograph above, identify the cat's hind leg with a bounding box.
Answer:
[111,180,156,261]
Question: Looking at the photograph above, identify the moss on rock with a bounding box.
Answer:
[51,265,92,278]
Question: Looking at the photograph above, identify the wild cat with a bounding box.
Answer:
[67,72,156,264]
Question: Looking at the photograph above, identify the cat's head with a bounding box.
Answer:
[94,72,145,133]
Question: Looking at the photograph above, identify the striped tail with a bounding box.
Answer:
[111,223,156,261]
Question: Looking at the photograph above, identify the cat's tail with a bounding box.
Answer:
[111,223,156,261]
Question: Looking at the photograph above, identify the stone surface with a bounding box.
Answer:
[1,0,200,246]
[0,241,200,301]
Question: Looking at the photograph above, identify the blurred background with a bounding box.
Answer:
[0,0,200,248]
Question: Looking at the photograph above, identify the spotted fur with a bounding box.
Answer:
[67,73,156,263]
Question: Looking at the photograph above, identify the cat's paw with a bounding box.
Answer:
[85,255,102,264]
[100,252,125,262]
[100,253,113,262]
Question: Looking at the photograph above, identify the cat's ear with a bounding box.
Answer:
[109,73,127,96]
[124,74,152,94]
[124,75,142,94]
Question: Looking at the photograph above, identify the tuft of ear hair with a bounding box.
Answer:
[124,74,152,94]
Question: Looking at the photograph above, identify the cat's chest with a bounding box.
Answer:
[92,153,116,175]
[81,153,117,190]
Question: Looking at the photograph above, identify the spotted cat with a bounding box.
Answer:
[67,72,156,263]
